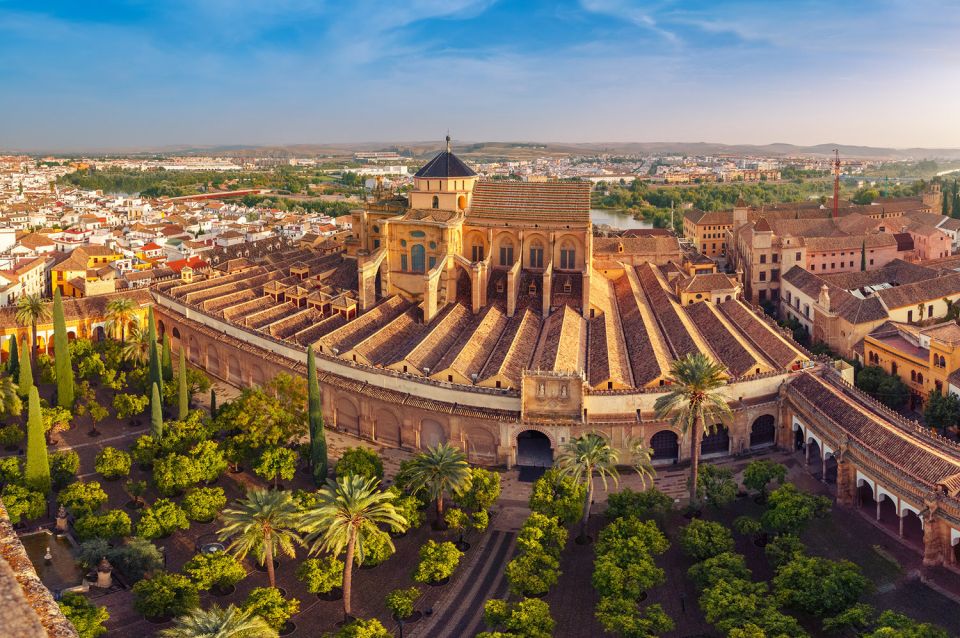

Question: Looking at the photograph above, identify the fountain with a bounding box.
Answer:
[19,530,84,594]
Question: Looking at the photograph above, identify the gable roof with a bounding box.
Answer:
[469,180,591,223]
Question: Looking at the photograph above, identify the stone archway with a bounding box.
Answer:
[466,427,497,464]
[420,419,447,448]
[226,354,242,386]
[374,408,401,446]
[335,397,360,436]
[516,430,552,467]
[750,414,776,448]
[650,430,679,463]
[701,424,730,456]
[207,346,222,378]
[188,334,202,365]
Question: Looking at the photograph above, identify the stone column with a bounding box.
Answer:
[899,512,904,538]
[835,459,854,507]
[821,456,827,484]
[876,498,881,521]
[922,515,945,567]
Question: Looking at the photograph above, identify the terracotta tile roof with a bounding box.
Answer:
[612,273,666,386]
[877,272,960,310]
[684,302,759,377]
[719,299,803,368]
[677,273,737,294]
[469,180,591,223]
[636,263,699,359]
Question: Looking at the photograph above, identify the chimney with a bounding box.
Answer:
[818,284,831,312]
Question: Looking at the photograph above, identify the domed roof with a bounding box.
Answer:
[414,136,476,179]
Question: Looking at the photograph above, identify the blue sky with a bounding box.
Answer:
[1,0,958,151]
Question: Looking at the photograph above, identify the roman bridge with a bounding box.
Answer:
[784,370,960,567]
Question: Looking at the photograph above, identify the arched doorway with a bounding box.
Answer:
[750,415,776,448]
[94,326,106,342]
[701,425,730,456]
[650,430,679,463]
[516,430,552,468]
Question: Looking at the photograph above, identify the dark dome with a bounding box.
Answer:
[414,150,476,179]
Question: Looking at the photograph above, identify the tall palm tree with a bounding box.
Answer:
[122,323,151,366]
[629,438,656,489]
[300,475,407,621]
[159,605,277,638]
[105,297,138,344]
[403,443,472,528]
[556,433,619,543]
[15,294,50,364]
[653,352,731,505]
[217,488,301,589]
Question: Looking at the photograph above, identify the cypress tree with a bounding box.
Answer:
[151,382,163,440]
[149,341,163,401]
[17,339,32,398]
[53,290,74,408]
[24,385,50,493]
[161,334,173,382]
[178,347,189,420]
[944,184,951,216]
[7,335,18,378]
[210,389,217,419]
[860,240,866,271]
[307,346,327,485]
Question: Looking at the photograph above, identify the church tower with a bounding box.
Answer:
[408,136,478,211]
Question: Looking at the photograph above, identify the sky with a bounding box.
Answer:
[1,0,959,151]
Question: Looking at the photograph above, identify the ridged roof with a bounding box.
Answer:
[414,150,476,179]
[469,180,591,222]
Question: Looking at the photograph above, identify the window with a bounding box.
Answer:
[760,254,766,264]
[499,241,514,266]
[759,271,766,281]
[810,264,815,271]
[411,244,426,273]
[373,239,380,249]
[431,195,439,209]
[560,241,576,269]
[529,239,544,268]
[795,252,801,260]
[928,304,934,318]
[918,373,924,384]
[937,380,943,393]
[891,362,898,374]
[908,310,914,322]
[785,291,792,303]
[870,259,874,265]
[759,290,767,302]
[401,254,408,271]
[911,370,917,382]
[471,244,484,261]
[772,254,779,263]
[771,269,780,282]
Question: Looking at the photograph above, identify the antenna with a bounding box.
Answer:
[832,149,841,218]
[445,132,451,153]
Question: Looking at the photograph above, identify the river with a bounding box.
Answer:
[590,208,654,230]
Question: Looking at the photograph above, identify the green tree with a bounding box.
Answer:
[177,347,189,420]
[2,484,46,523]
[414,539,463,584]
[765,534,805,569]
[480,598,554,638]
[866,610,949,638]
[161,334,173,382]
[654,352,732,505]
[240,587,299,632]
[113,392,149,420]
[147,307,162,396]
[924,390,959,434]
[132,571,200,620]
[688,551,752,591]
[605,487,673,521]
[15,293,50,365]
[385,586,420,620]
[300,475,407,620]
[182,551,246,592]
[6,335,19,378]
[58,480,108,517]
[182,486,227,523]
[742,460,787,501]
[696,463,737,509]
[595,597,674,638]
[218,488,302,589]
[459,467,502,513]
[52,290,74,408]
[191,440,227,484]
[24,385,50,493]
[333,618,392,638]
[136,498,190,540]
[153,453,202,496]
[158,605,277,638]
[773,555,870,617]
[307,346,328,485]
[94,447,132,480]
[679,519,734,561]
[404,443,472,528]
[17,338,32,397]
[556,432,620,542]
[49,449,79,490]
[210,388,217,418]
[506,547,560,596]
[335,447,384,481]
[74,509,132,541]
[151,382,163,439]
[254,446,298,489]
[528,467,585,525]
[761,484,832,535]
[296,556,344,594]
[59,592,110,638]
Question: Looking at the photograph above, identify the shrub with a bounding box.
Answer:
[597,516,670,557]
[335,447,383,481]
[152,453,201,496]
[132,571,199,620]
[49,450,80,491]
[242,587,300,631]
[0,456,21,486]
[94,447,132,480]
[516,512,568,557]
[481,598,554,638]
[0,424,23,448]
[131,435,158,468]
[413,540,462,583]
[742,460,787,500]
[472,509,490,534]
[2,484,46,524]
[58,592,109,638]
[113,393,148,420]
[592,551,663,600]
[733,516,763,537]
[136,498,189,540]
[359,528,395,567]
[595,597,674,638]
[190,440,227,483]
[74,509,132,541]
[688,552,752,590]
[182,551,246,591]
[296,556,344,594]
[679,519,734,561]
[506,547,561,597]
[773,555,870,617]
[334,618,392,638]
[528,468,585,525]
[110,537,164,581]
[181,486,226,523]
[58,481,108,517]
[605,487,674,520]
[385,586,420,620]
[696,464,738,509]
[765,534,805,569]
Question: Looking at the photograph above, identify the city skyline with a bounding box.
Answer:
[2,1,960,151]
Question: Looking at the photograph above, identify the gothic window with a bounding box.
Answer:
[499,240,514,266]
[560,241,576,269]
[471,243,484,261]
[529,239,544,268]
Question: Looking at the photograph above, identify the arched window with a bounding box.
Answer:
[529,239,544,269]
[471,241,484,262]
[499,239,514,266]
[560,240,576,269]
[917,373,924,384]
[432,195,439,209]
[411,244,426,273]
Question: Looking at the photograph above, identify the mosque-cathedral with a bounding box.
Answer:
[141,142,960,568]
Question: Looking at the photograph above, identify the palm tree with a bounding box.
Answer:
[217,488,301,589]
[300,475,407,621]
[105,297,138,344]
[403,443,472,528]
[159,605,277,638]
[629,438,656,489]
[653,352,731,506]
[556,433,619,543]
[15,294,50,364]
[122,323,151,366]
